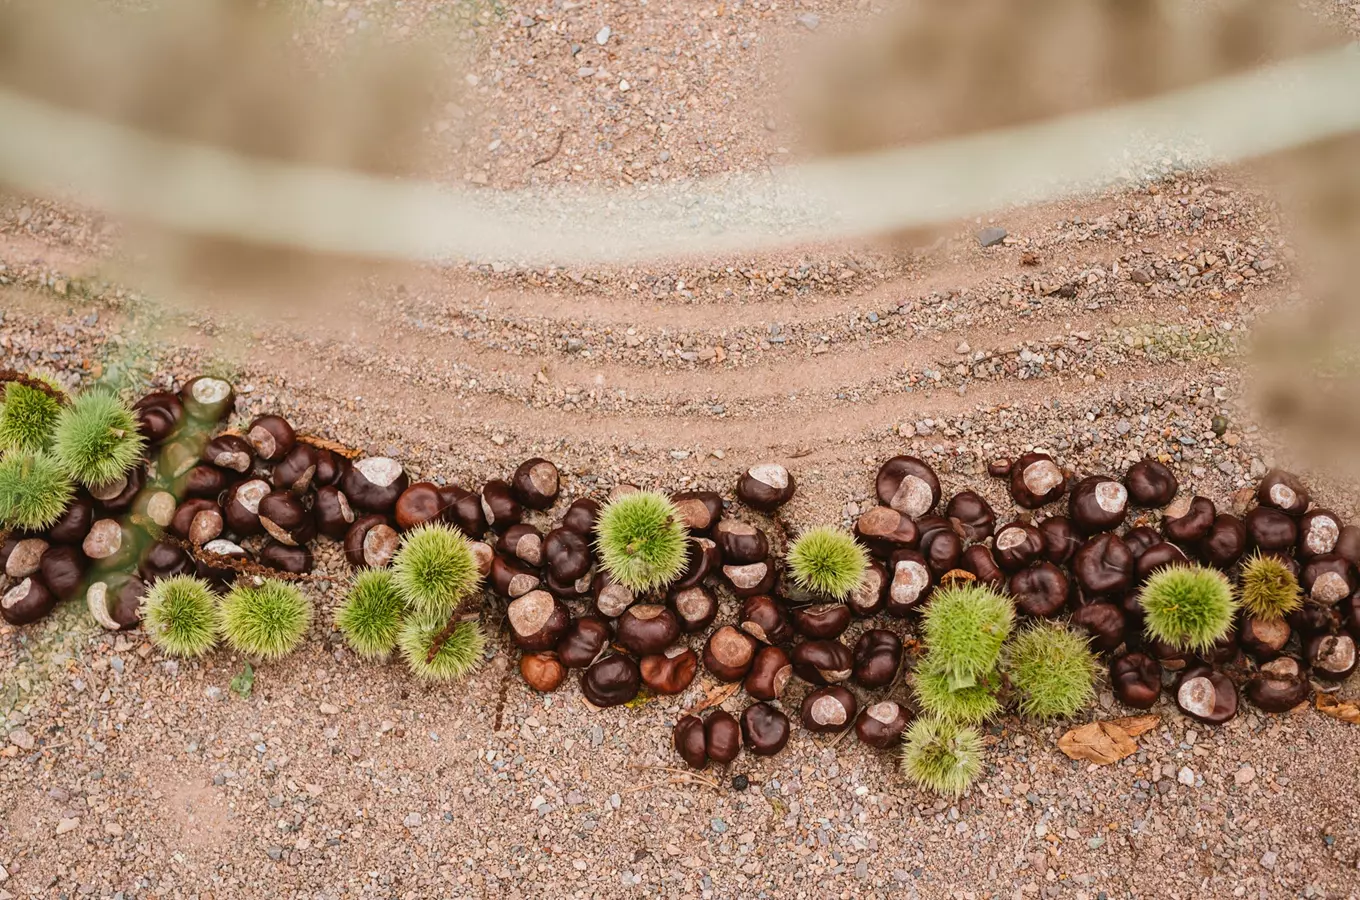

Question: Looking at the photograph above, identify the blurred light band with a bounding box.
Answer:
[0,44,1358,265]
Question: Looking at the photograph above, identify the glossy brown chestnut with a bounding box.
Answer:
[1298,509,1343,558]
[1009,563,1069,618]
[272,443,319,494]
[176,464,228,501]
[556,616,611,668]
[876,455,940,517]
[488,555,540,598]
[1307,633,1357,681]
[39,544,85,600]
[561,497,602,536]
[790,639,853,685]
[48,494,95,544]
[1202,514,1247,569]
[342,458,409,514]
[847,560,890,615]
[511,458,560,510]
[1289,601,1340,638]
[157,439,204,484]
[674,715,708,768]
[1070,602,1126,652]
[1009,452,1067,509]
[791,603,852,640]
[224,478,270,535]
[994,522,1044,571]
[81,519,138,569]
[90,465,144,515]
[542,568,592,604]
[1145,636,1192,671]
[197,539,247,588]
[885,550,932,616]
[495,523,544,568]
[1245,507,1298,553]
[203,434,254,474]
[987,458,1013,478]
[640,647,699,694]
[1122,525,1162,559]
[581,655,641,707]
[1245,656,1312,713]
[1135,542,1188,583]
[615,604,681,655]
[3,537,46,578]
[671,585,718,633]
[704,626,759,681]
[1069,475,1129,535]
[544,528,592,583]
[479,480,523,531]
[259,541,313,574]
[1239,616,1291,660]
[1110,653,1161,709]
[590,571,635,619]
[507,590,571,651]
[439,484,488,538]
[671,490,723,533]
[745,645,793,700]
[737,462,796,512]
[343,515,400,569]
[1256,469,1310,516]
[179,375,235,422]
[960,545,1005,589]
[1300,554,1356,606]
[715,520,769,565]
[1163,496,1216,544]
[520,652,566,692]
[1175,664,1238,725]
[258,491,316,547]
[392,482,444,531]
[739,595,793,645]
[705,711,742,764]
[314,486,356,539]
[740,702,791,756]
[1338,525,1360,566]
[673,536,720,590]
[245,414,295,462]
[86,573,146,630]
[854,506,920,556]
[313,449,347,487]
[468,541,495,580]
[801,686,858,734]
[916,516,963,577]
[132,391,185,444]
[945,491,996,543]
[1072,533,1134,599]
[856,701,910,749]
[138,539,194,584]
[1124,458,1178,508]
[2,577,58,625]
[852,629,903,689]
[723,560,775,598]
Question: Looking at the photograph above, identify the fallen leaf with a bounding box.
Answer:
[1316,693,1360,725]
[1112,714,1161,738]
[1056,715,1161,765]
[684,681,741,716]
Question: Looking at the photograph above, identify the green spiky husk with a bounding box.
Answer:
[398,614,486,682]
[219,578,312,660]
[141,575,219,658]
[595,491,689,591]
[0,451,75,530]
[0,381,62,453]
[1138,563,1237,652]
[900,717,985,798]
[913,654,1001,724]
[921,583,1015,686]
[1237,553,1303,621]
[1006,622,1098,720]
[786,526,869,600]
[390,524,481,618]
[51,389,145,487]
[335,569,404,659]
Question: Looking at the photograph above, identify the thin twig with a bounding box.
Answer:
[531,131,566,167]
[627,764,722,790]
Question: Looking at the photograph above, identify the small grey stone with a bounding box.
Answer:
[595,25,611,44]
[267,846,283,861]
[1260,850,1278,870]
[977,226,1008,247]
[403,812,422,828]
[7,728,34,751]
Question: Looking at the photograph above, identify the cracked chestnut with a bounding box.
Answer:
[704,626,758,681]
[581,655,641,707]
[994,522,1044,571]
[520,652,566,692]
[1256,469,1310,516]
[1175,664,1238,725]
[1069,475,1129,535]
[945,490,995,543]
[1307,633,1357,681]
[343,458,409,514]
[852,629,902,689]
[739,595,792,645]
[1009,452,1067,508]
[801,686,857,734]
[1072,533,1134,599]
[1124,458,1178,508]
[511,458,560,510]
[876,455,940,517]
[507,590,571,651]
[737,462,796,511]
[640,647,698,694]
[856,701,910,749]
[791,603,851,640]
[740,702,791,756]
[745,645,793,701]
[1009,563,1069,618]
[671,585,718,633]
[671,490,723,533]
[1163,496,1216,544]
[1070,602,1126,652]
[790,639,853,685]
[615,604,680,655]
[1110,653,1161,709]
[1245,507,1298,553]
[343,515,400,569]
[1245,656,1311,713]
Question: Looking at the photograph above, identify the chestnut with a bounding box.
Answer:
[48,494,95,544]
[246,414,295,462]
[1256,469,1310,516]
[198,539,247,588]
[790,639,853,685]
[615,604,681,655]
[314,485,357,539]
[132,391,185,444]
[876,455,940,517]
[479,479,523,531]
[1204,630,1240,667]
[507,590,571,651]
[745,645,793,700]
[791,603,852,640]
[343,458,409,514]
[440,484,488,537]
[157,440,202,484]
[1245,656,1312,713]
[271,443,318,494]
[39,544,85,600]
[496,523,544,567]
[1009,452,1067,508]
[987,458,1013,478]
[640,647,698,694]
[673,536,720,590]
[511,457,560,510]
[737,462,796,512]
[3,537,47,578]
[885,550,932,616]
[916,516,963,577]
[1135,542,1188,583]
[1239,616,1291,660]
[90,465,144,515]
[259,541,313,574]
[671,490,723,533]
[1202,515,1247,569]
[1337,525,1360,567]
[1072,533,1134,599]
[1124,459,1178,508]
[1009,563,1069,618]
[1301,554,1356,606]
[704,626,758,681]
[591,571,635,619]
[387,482,439,531]
[715,519,769,565]
[203,434,254,474]
[1163,496,1216,544]
[674,716,708,768]
[723,560,774,598]
[993,522,1044,571]
[168,495,227,546]
[179,375,235,422]
[86,573,146,630]
[257,491,316,547]
[856,701,910,749]
[2,577,58,625]
[854,507,919,556]
[544,528,592,583]
[1035,516,1080,567]
[343,515,400,569]
[313,448,348,487]
[561,497,602,536]
[847,560,890,616]
[1245,507,1298,553]
[1070,602,1127,652]
[1298,509,1343,558]
[739,595,793,645]
[945,490,995,543]
[1307,633,1357,681]
[179,464,230,500]
[224,478,271,535]
[556,616,611,668]
[521,652,566,692]
[138,539,194,584]
[801,686,858,734]
[1110,653,1161,709]
[82,519,138,569]
[1289,601,1340,638]
[671,585,718,633]
[960,545,1005,589]
[705,711,741,764]
[1122,525,1162,560]
[469,541,495,579]
[1069,475,1129,535]
[1175,665,1238,725]
[852,629,903,689]
[1146,636,1191,672]
[740,702,791,756]
[581,655,641,707]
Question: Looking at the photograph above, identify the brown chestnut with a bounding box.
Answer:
[1122,525,1162,559]
[197,539,247,588]
[521,651,566,692]
[591,571,635,619]
[1175,664,1238,725]
[82,519,139,569]
[1009,563,1069,617]
[1073,533,1134,599]
[916,516,962,577]
[790,639,853,685]
[1110,653,1161,709]
[1124,459,1178,508]
[86,573,146,631]
[479,479,523,531]
[640,647,698,694]
[581,655,641,707]
[615,604,681,655]
[740,702,791,755]
[224,478,271,535]
[1289,601,1340,638]
[506,590,571,651]
[343,515,400,569]
[1337,525,1360,567]
[1298,509,1343,558]
[3,537,47,578]
[856,701,910,749]
[342,458,409,514]
[179,464,230,500]
[393,482,445,531]
[244,414,295,462]
[1163,496,1216,544]
[885,550,932,616]
[1070,602,1126,652]
[138,539,194,584]
[671,585,718,633]
[1245,656,1311,713]
[544,528,592,583]
[259,541,313,574]
[791,603,852,640]
[876,455,940,517]
[739,595,793,645]
[1239,616,1291,660]
[48,494,95,545]
[1307,633,1357,681]
[156,440,202,484]
[705,711,742,764]
[801,686,858,734]
[960,545,1005,589]
[715,519,768,565]
[556,616,611,668]
[1245,507,1298,553]
[272,443,319,494]
[723,560,775,598]
[854,507,920,556]
[852,629,903,689]
[511,458,560,510]
[489,555,540,598]
[2,577,58,625]
[994,522,1044,571]
[203,434,254,474]
[1038,516,1083,566]
[496,523,544,567]
[133,391,185,445]
[90,464,144,515]
[745,645,793,700]
[1256,469,1310,516]
[674,715,708,768]
[1009,452,1067,508]
[1202,515,1247,569]
[561,497,601,536]
[1301,554,1356,606]
[673,536,720,590]
[704,626,758,681]
[671,490,723,533]
[847,560,890,616]
[440,484,488,537]
[945,490,995,543]
[987,458,1013,478]
[179,375,234,422]
[1069,475,1129,535]
[314,485,357,539]
[737,462,796,512]
[1135,542,1188,583]
[258,491,316,547]
[313,448,348,487]
[39,544,85,600]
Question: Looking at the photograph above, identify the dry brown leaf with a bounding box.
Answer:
[684,681,741,716]
[1112,715,1161,738]
[1056,715,1160,765]
[1316,693,1360,725]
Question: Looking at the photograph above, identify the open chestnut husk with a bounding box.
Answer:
[704,626,758,681]
[343,515,400,569]
[916,516,962,576]
[1,577,58,625]
[852,629,902,689]
[1307,633,1357,681]
[1069,475,1129,535]
[180,375,235,422]
[511,458,560,510]
[1009,563,1069,618]
[715,520,768,565]
[854,507,919,556]
[671,490,723,533]
[1202,514,1247,569]
[945,491,995,543]
[1072,533,1134,599]
[674,716,708,769]
[740,702,791,756]
[591,571,635,619]
[737,462,796,512]
[1070,602,1126,652]
[1038,516,1083,566]
[496,523,544,568]
[791,603,851,640]
[994,522,1044,571]
[138,539,194,584]
[521,652,567,692]
[561,497,601,536]
[885,550,932,616]
[133,391,185,445]
[640,647,698,694]
[801,686,858,734]
[1245,507,1297,553]
[1009,452,1066,508]
[507,591,571,651]
[1245,656,1312,713]
[1298,509,1343,558]
[745,645,793,700]
[847,560,890,615]
[246,414,296,463]
[1110,653,1161,709]
[342,458,409,514]
[671,585,718,633]
[394,482,445,532]
[259,541,313,575]
[272,443,318,494]
[203,434,254,474]
[1135,541,1188,583]
[1301,554,1356,606]
[673,536,720,590]
[1164,496,1216,544]
[1239,616,1291,660]
[86,573,146,631]
[258,491,316,547]
[1175,665,1238,725]
[581,655,641,708]
[856,701,910,749]
[48,494,95,545]
[723,560,775,598]
[224,478,271,536]
[615,604,681,655]
[790,639,853,685]
[556,616,611,668]
[739,595,792,645]
[1124,458,1178,508]
[961,545,1005,589]
[876,455,940,517]
[1256,469,1309,516]
[314,485,356,539]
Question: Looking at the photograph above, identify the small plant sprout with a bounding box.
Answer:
[921,583,1015,689]
[1139,563,1237,652]
[0,379,62,453]
[141,575,219,658]
[1006,622,1098,720]
[391,523,482,618]
[399,613,486,681]
[900,717,985,798]
[335,569,405,659]
[913,654,1001,724]
[0,451,74,530]
[787,526,869,599]
[596,491,689,592]
[220,578,312,660]
[52,389,145,487]
[1238,553,1303,621]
